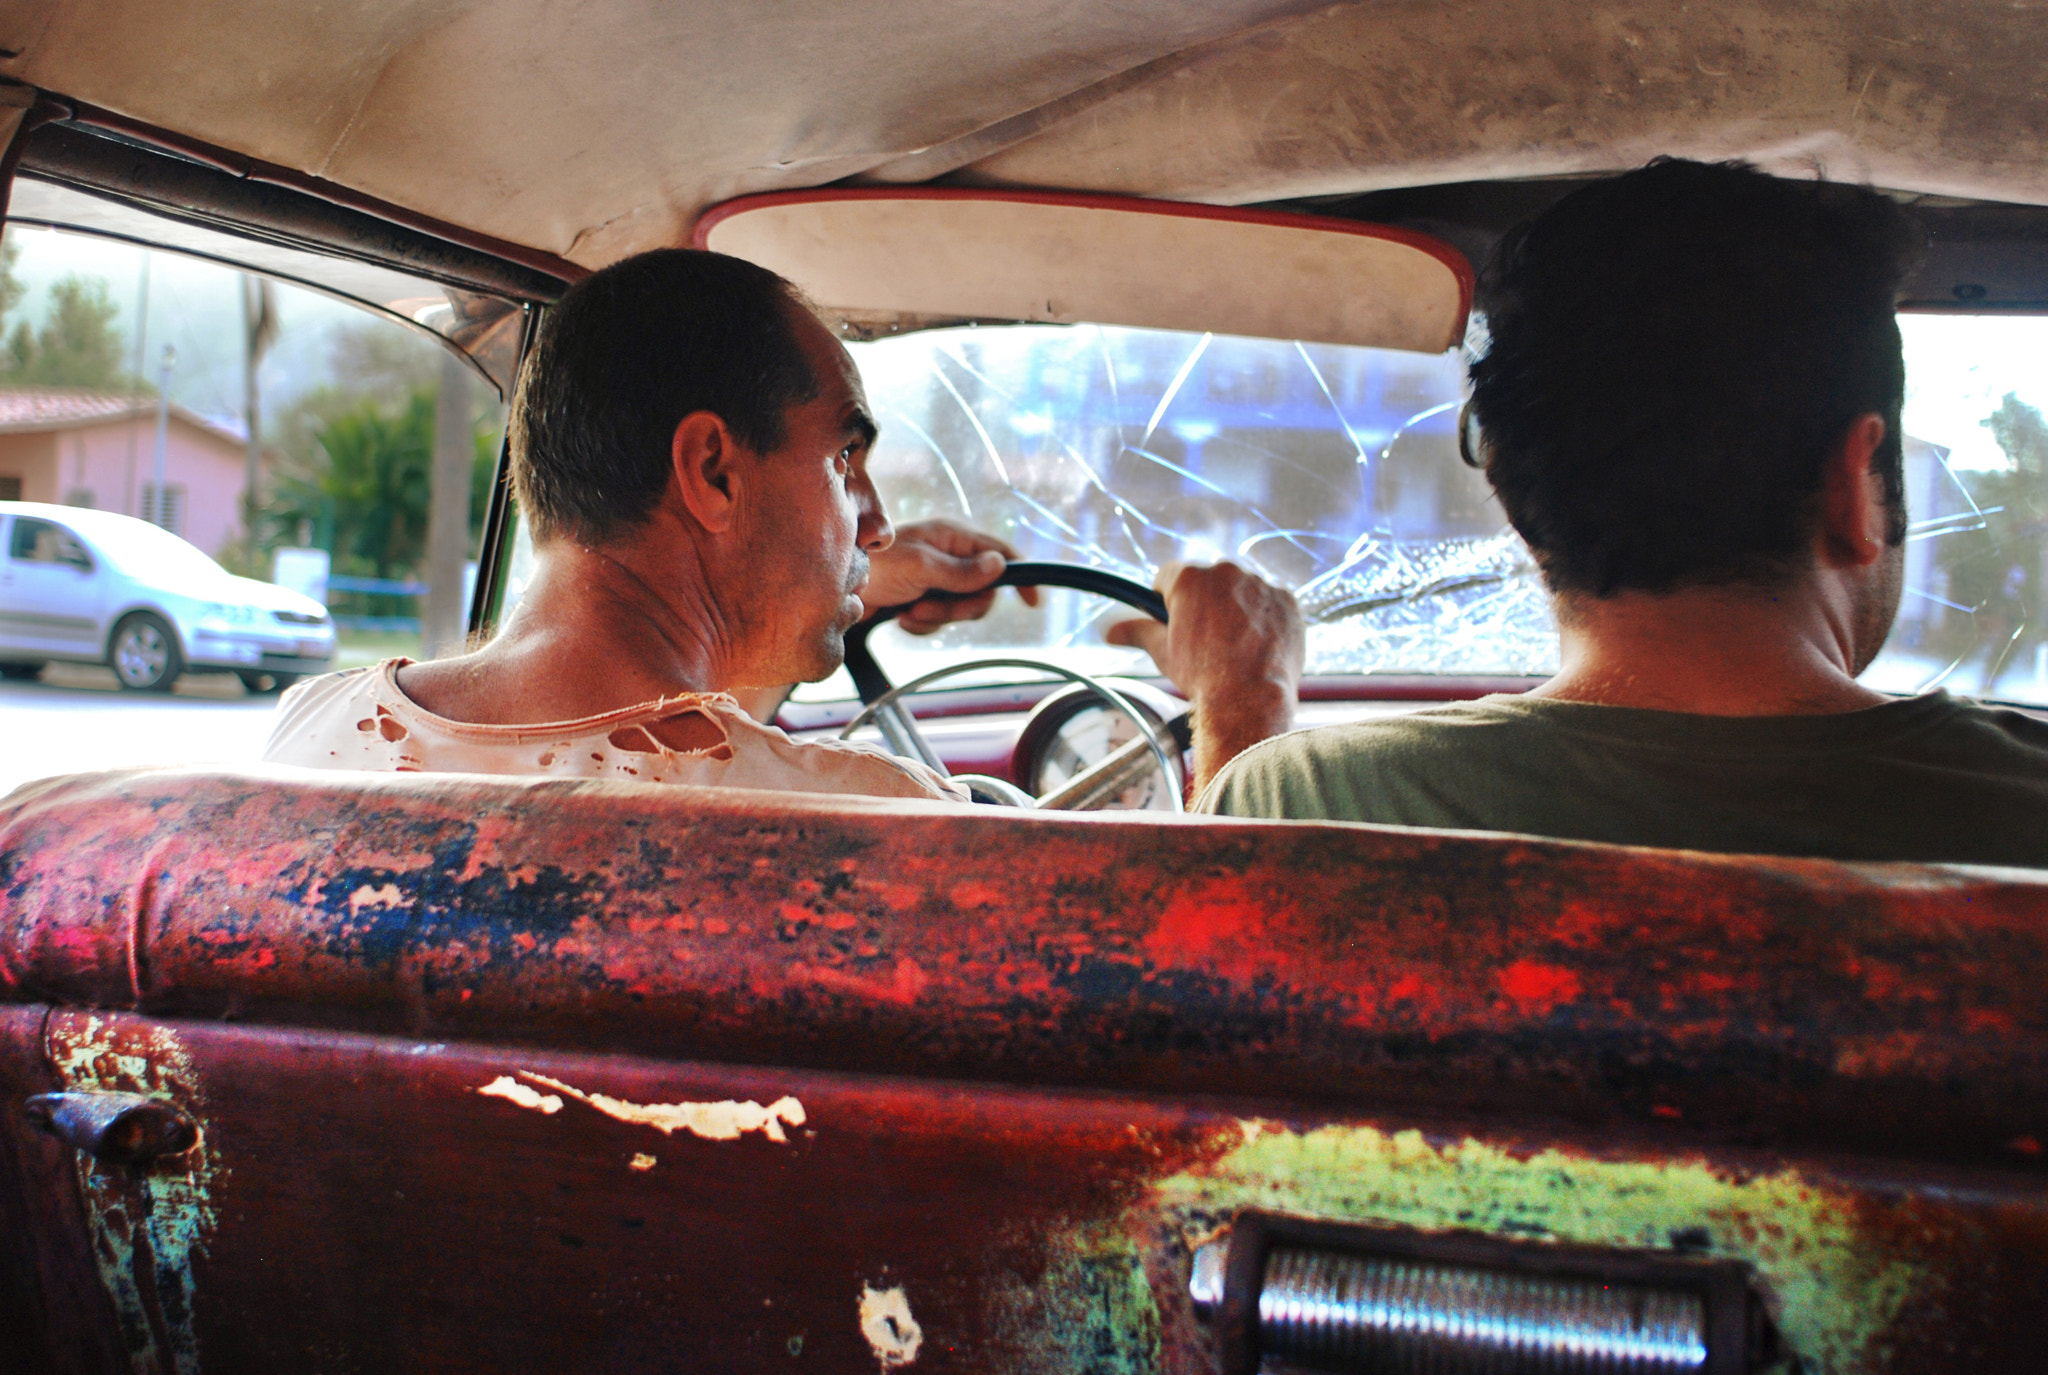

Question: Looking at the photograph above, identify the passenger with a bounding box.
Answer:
[1194,158,2048,865]
[264,249,1301,799]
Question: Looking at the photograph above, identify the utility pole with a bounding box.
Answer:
[149,343,175,531]
[422,350,475,658]
[124,253,150,517]
[240,274,277,567]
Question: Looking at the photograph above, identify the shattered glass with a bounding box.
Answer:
[835,322,1553,695]
[1858,315,2048,706]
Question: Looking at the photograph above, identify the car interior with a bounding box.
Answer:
[1,3,2046,1372]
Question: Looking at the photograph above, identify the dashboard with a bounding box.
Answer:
[778,675,1546,809]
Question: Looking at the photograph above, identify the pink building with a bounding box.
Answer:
[0,387,262,559]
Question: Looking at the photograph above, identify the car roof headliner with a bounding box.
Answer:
[5,0,2048,271]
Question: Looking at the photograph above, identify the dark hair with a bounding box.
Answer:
[1468,158,1922,596]
[510,249,819,544]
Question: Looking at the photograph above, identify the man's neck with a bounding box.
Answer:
[395,533,743,726]
[1533,579,1890,716]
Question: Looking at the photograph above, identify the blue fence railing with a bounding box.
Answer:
[330,615,421,634]
[325,575,431,597]
[325,574,428,635]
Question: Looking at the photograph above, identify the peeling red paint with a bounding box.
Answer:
[1143,875,1269,972]
[1968,1008,2020,1034]
[788,957,931,1007]
[1497,960,1583,1014]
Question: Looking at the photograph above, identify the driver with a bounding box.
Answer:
[263,249,1303,800]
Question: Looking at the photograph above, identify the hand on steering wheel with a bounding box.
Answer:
[840,562,1188,810]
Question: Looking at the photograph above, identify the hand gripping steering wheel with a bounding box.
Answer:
[838,561,1188,810]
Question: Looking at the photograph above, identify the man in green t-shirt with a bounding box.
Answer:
[1196,158,2048,868]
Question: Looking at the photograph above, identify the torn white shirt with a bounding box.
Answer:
[262,659,968,802]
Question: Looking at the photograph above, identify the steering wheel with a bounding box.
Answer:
[839,562,1187,810]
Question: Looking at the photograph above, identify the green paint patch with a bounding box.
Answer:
[985,1218,1163,1375]
[1152,1122,1920,1374]
[50,1016,220,1375]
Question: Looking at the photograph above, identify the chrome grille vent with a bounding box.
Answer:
[1190,1212,1764,1375]
[1260,1246,1707,1373]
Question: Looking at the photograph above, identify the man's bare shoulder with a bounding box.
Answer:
[391,642,632,727]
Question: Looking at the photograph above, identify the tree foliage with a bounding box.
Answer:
[1,273,132,388]
[1934,393,2048,674]
[1982,391,2048,483]
[0,240,22,323]
[269,386,496,583]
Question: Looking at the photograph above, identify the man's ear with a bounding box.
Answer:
[1816,412,1891,569]
[671,411,741,534]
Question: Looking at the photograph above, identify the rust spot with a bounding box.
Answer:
[378,717,408,743]
[356,718,376,733]
[538,751,555,767]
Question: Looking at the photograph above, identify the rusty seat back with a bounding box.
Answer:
[3,764,2045,1166]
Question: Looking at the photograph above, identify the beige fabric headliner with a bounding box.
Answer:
[5,0,2047,269]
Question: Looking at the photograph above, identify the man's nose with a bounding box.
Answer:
[855,474,894,552]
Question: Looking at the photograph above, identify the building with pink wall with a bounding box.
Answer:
[0,387,261,559]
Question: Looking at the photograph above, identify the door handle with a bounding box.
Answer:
[24,1091,201,1166]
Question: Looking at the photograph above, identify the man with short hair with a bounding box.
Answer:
[266,249,1302,799]
[1200,158,2048,866]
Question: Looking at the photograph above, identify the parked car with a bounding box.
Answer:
[1,5,2046,1374]
[0,501,335,692]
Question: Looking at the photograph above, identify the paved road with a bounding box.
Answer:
[0,664,282,799]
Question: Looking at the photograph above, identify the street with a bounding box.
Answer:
[0,663,281,799]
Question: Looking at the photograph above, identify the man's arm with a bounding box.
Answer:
[1105,562,1304,795]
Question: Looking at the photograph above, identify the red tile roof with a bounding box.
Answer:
[0,388,146,430]
[0,387,244,444]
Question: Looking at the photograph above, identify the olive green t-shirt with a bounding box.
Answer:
[1198,691,2048,868]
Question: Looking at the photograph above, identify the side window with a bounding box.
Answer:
[9,516,55,561]
[0,199,511,794]
[9,517,92,569]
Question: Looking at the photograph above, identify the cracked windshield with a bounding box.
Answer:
[787,317,2048,712]
[0,220,508,795]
